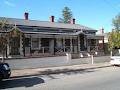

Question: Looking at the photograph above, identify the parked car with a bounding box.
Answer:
[110,53,120,66]
[0,63,11,80]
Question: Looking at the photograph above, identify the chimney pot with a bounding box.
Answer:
[24,12,29,20]
[50,16,54,22]
[71,18,75,24]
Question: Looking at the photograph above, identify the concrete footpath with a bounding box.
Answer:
[11,62,111,78]
[6,56,110,69]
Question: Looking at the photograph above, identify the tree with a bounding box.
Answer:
[108,30,120,49]
[0,19,11,61]
[108,14,120,55]
[58,7,73,23]
[0,18,20,62]
[112,14,120,30]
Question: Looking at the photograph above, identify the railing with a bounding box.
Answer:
[55,47,64,53]
[31,46,78,55]
[54,46,71,53]
[41,47,50,53]
[65,46,71,52]
[31,46,50,54]
[88,46,98,52]
[55,46,78,53]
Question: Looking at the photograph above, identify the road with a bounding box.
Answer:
[1,66,120,90]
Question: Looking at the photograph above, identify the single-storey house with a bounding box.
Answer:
[0,13,104,57]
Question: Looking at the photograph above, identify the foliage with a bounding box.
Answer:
[108,30,120,50]
[9,26,21,38]
[0,19,12,56]
[108,14,120,50]
[0,18,21,60]
[112,14,120,30]
[58,7,73,23]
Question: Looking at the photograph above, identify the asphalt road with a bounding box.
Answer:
[1,66,120,90]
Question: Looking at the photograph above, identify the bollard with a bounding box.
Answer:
[91,55,94,64]
[66,53,71,61]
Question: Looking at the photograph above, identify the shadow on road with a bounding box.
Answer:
[39,65,111,76]
[40,68,97,76]
[0,76,44,89]
[11,68,99,79]
[0,68,98,89]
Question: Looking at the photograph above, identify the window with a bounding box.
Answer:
[32,38,39,49]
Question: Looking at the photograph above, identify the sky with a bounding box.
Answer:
[0,0,120,32]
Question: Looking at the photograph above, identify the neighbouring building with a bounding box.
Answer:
[96,28,109,55]
[0,13,105,58]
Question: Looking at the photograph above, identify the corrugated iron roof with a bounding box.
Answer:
[0,17,97,31]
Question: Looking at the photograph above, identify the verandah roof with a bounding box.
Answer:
[21,30,84,36]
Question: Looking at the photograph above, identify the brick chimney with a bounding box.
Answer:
[71,18,75,24]
[50,16,54,22]
[24,12,29,20]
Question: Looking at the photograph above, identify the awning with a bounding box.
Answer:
[20,28,84,36]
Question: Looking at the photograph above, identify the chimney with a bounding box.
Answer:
[24,12,29,20]
[101,28,104,34]
[71,18,75,24]
[50,16,54,22]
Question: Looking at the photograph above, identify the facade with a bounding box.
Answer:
[0,13,104,57]
[96,29,109,54]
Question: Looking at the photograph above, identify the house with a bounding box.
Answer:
[96,28,109,55]
[0,13,104,58]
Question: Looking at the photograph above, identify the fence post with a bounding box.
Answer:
[64,46,65,52]
[42,47,45,54]
[66,53,71,61]
[91,55,94,64]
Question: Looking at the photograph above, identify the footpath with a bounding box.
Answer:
[11,62,111,78]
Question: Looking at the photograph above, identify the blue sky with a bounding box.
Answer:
[0,0,120,32]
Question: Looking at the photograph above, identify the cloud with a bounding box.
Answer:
[4,0,15,7]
